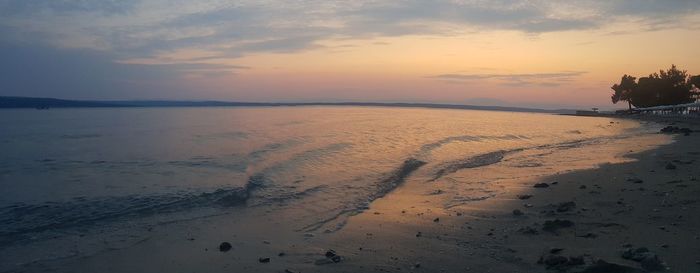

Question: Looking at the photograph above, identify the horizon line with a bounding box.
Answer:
[0,95,594,114]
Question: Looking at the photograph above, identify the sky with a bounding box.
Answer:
[1,0,699,109]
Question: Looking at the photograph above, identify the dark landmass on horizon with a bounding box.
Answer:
[0,96,578,114]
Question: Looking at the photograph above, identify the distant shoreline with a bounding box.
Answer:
[0,96,578,114]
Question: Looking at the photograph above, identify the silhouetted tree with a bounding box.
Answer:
[611,65,697,109]
[611,75,637,110]
[691,75,700,88]
[691,75,700,101]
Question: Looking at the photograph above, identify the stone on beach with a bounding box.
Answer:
[315,251,342,265]
[549,248,564,254]
[556,201,577,212]
[315,249,342,264]
[518,226,539,235]
[622,247,665,271]
[542,219,574,233]
[537,254,585,271]
[533,183,550,188]
[660,126,693,135]
[517,194,533,200]
[627,178,644,184]
[580,259,646,273]
[218,242,232,252]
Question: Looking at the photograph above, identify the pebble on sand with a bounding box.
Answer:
[533,183,550,188]
[621,247,666,271]
[537,254,584,270]
[582,259,646,273]
[542,219,575,233]
[517,194,533,200]
[518,226,539,235]
[315,249,342,264]
[556,201,577,213]
[218,242,232,252]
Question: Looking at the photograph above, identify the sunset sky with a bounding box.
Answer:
[1,1,699,109]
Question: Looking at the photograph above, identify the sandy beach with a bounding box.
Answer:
[309,117,700,273]
[3,115,692,273]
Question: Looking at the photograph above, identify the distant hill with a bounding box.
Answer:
[0,96,577,114]
[0,96,122,108]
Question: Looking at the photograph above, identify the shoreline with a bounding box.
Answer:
[314,116,698,273]
[7,115,699,273]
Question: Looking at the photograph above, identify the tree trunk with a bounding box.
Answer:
[627,101,632,110]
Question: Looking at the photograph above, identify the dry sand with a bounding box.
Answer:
[17,116,700,273]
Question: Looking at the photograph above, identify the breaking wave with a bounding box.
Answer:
[300,158,426,232]
[431,150,514,181]
[0,177,264,246]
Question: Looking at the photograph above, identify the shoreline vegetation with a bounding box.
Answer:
[611,65,700,110]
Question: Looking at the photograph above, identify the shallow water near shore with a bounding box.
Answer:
[0,106,667,271]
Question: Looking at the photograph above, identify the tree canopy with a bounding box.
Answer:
[611,65,698,109]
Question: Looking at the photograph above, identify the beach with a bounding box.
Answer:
[1,109,698,273]
[3,1,700,272]
[315,117,700,273]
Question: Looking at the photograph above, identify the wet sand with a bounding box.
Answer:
[313,117,700,273]
[15,116,700,273]
[318,117,698,273]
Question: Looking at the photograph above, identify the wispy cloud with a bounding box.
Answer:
[431,71,587,87]
[0,0,697,100]
[2,0,698,66]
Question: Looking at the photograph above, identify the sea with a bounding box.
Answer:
[0,106,665,270]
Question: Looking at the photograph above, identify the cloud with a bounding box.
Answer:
[606,0,700,17]
[3,1,697,49]
[339,1,599,35]
[431,71,587,87]
[2,1,698,66]
[232,36,324,54]
[0,0,698,99]
[0,0,138,16]
[0,44,224,99]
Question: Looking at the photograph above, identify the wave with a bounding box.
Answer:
[429,133,643,180]
[372,158,427,200]
[59,133,102,139]
[0,142,356,246]
[193,131,248,140]
[0,176,264,246]
[247,139,304,162]
[431,150,514,181]
[417,134,529,158]
[246,142,352,183]
[297,135,622,233]
[0,132,645,246]
[299,158,426,233]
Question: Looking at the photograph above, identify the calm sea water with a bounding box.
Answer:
[0,106,661,266]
